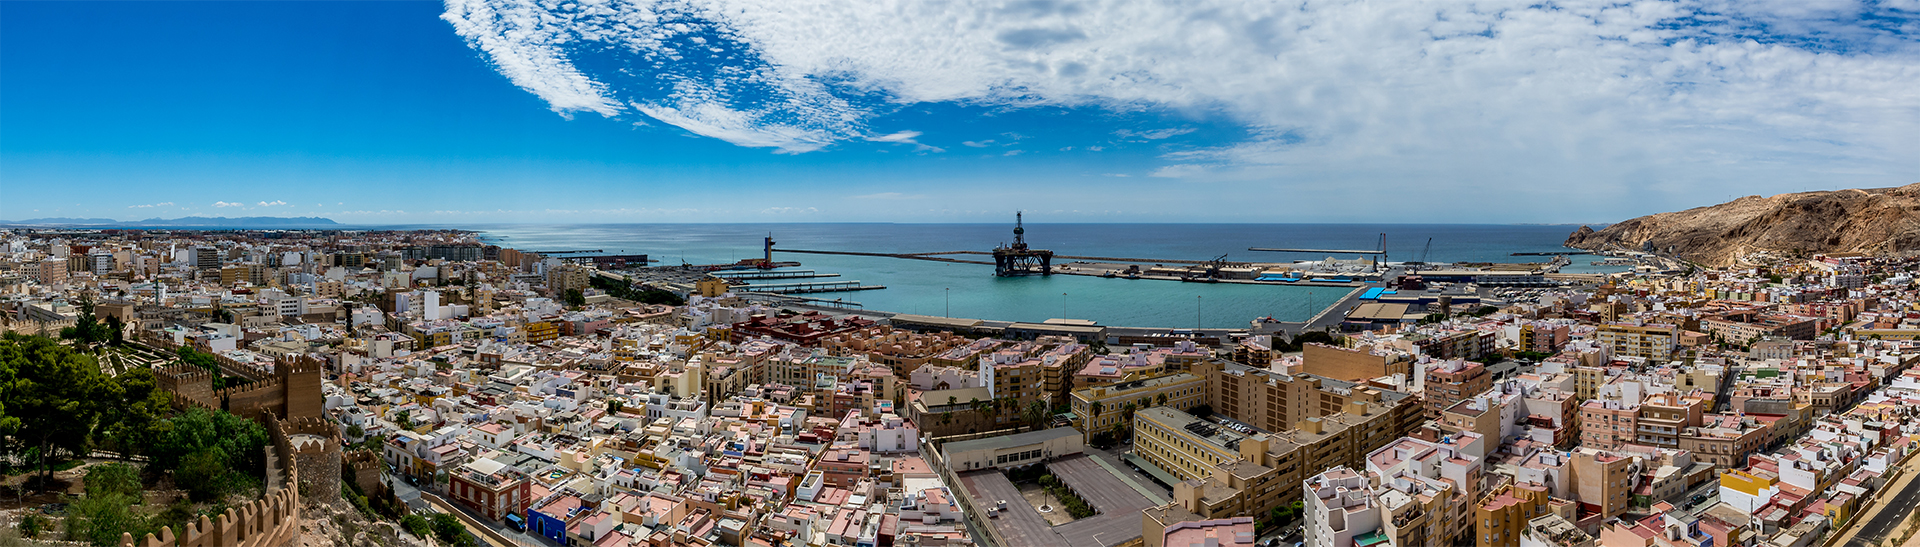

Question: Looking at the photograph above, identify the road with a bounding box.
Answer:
[1837,461,1920,547]
[386,471,547,547]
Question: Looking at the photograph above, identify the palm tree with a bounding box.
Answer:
[1090,401,1104,419]
[969,397,985,416]
[948,395,958,409]
[1155,393,1169,407]
[1024,401,1050,432]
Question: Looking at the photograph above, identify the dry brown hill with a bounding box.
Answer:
[1564,183,1920,266]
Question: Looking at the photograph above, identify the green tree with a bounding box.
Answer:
[1089,401,1104,418]
[563,289,586,307]
[1023,400,1050,432]
[105,367,172,460]
[606,399,625,414]
[0,334,117,490]
[346,424,365,440]
[400,514,431,537]
[104,315,125,346]
[61,293,109,347]
[429,513,474,547]
[1155,393,1169,407]
[147,407,269,500]
[66,490,149,547]
[175,450,229,502]
[83,463,142,500]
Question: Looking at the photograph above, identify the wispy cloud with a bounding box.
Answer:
[1115,128,1196,140]
[256,200,287,207]
[867,130,944,153]
[761,206,820,214]
[445,0,1920,215]
[1150,164,1210,178]
[127,202,174,209]
[211,201,243,208]
[962,140,995,148]
[1003,150,1024,157]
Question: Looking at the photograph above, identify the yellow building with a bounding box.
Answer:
[1134,398,1418,526]
[696,277,731,298]
[1477,484,1550,547]
[1070,372,1209,437]
[525,321,558,343]
[546,264,591,295]
[1595,323,1679,362]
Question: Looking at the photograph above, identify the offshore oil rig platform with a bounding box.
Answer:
[991,212,1053,277]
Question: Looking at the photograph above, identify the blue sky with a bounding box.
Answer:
[2,0,1916,224]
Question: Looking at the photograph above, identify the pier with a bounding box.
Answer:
[529,249,604,254]
[1247,247,1386,255]
[737,280,887,294]
[712,270,841,281]
[773,248,995,266]
[1512,251,1594,256]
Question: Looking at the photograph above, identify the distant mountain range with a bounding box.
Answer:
[0,216,341,227]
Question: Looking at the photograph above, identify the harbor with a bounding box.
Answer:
[475,222,1624,329]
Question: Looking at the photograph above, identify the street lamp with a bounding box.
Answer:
[1196,295,1202,330]
[945,288,950,318]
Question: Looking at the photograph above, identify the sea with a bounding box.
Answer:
[410,223,1620,329]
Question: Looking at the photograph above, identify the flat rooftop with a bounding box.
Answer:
[942,426,1082,456]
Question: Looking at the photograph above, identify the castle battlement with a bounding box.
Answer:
[124,413,305,547]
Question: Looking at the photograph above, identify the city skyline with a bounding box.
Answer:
[3,1,1917,224]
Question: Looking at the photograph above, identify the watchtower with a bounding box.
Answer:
[992,212,1053,277]
[155,364,215,407]
[276,355,324,421]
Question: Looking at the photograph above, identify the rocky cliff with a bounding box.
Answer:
[1564,183,1920,266]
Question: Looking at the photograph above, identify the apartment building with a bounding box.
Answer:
[1070,372,1208,436]
[1211,362,1423,439]
[1135,399,1418,524]
[1424,359,1491,419]
[1597,323,1680,362]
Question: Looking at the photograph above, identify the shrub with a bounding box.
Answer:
[66,492,150,547]
[400,514,431,537]
[18,513,48,539]
[428,513,475,547]
[84,463,142,501]
[176,451,229,502]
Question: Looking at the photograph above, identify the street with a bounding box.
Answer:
[386,471,547,547]
[1839,464,1920,547]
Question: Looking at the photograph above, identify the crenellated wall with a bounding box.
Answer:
[283,416,344,505]
[344,448,384,495]
[121,413,305,547]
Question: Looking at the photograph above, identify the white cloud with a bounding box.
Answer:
[1115,128,1196,140]
[447,0,1920,212]
[962,140,995,147]
[257,200,287,207]
[1003,150,1024,156]
[761,206,820,214]
[1150,164,1210,178]
[211,201,243,208]
[867,130,944,152]
[127,202,174,208]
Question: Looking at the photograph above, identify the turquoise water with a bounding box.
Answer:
[428,223,1618,329]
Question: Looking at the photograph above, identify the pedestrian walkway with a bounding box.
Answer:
[1088,452,1167,505]
[264,444,282,493]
